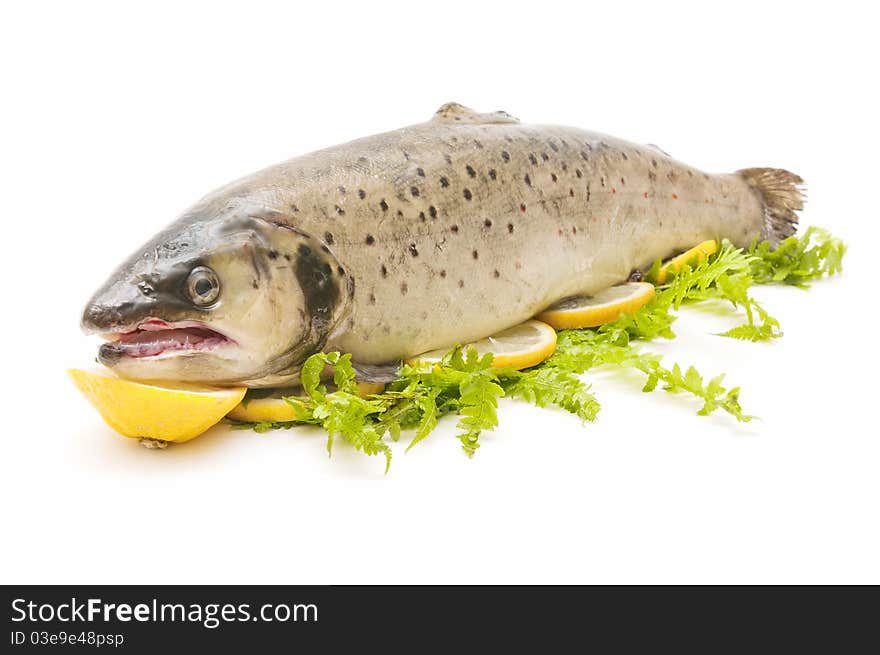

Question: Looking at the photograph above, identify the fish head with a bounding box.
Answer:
[81,208,351,386]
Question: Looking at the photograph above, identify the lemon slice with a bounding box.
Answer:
[69,368,246,442]
[226,381,386,423]
[653,239,718,284]
[536,282,655,329]
[408,319,557,370]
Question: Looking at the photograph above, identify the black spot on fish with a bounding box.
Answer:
[488,169,497,180]
[651,159,658,168]
[380,264,388,277]
[368,293,376,305]
[458,279,465,288]
[439,176,449,188]
[524,174,531,186]
[408,243,419,257]
[410,186,420,197]
[379,199,389,212]
[621,152,628,161]
[324,232,334,245]
[501,150,510,162]
[400,282,408,295]
[358,189,366,199]
[321,245,330,254]
[335,205,345,215]
[549,142,559,152]
[419,211,426,222]
[529,154,538,165]
[429,205,437,219]
[466,165,476,178]
[472,250,479,260]
[507,223,514,233]
[541,152,549,161]
[337,266,345,276]
[252,280,259,289]
[463,189,472,200]
[493,269,500,278]
[575,168,582,178]
[268,250,279,260]
[290,203,300,213]
[416,167,425,177]
[581,150,590,161]
[484,219,492,228]
[440,269,447,278]
[444,154,453,164]
[338,185,347,194]
[474,139,483,149]
[551,173,558,183]
[294,242,340,338]
[450,225,459,233]
[561,162,568,171]
[365,234,375,245]
[397,209,404,218]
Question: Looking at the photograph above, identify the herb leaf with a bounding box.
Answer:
[230,227,845,468]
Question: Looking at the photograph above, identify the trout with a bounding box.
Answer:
[81,103,804,386]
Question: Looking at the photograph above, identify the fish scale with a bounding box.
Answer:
[81,103,803,385]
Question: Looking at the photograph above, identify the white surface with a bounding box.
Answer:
[0,1,876,584]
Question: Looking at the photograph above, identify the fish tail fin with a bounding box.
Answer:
[737,167,805,246]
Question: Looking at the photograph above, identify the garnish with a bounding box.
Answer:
[230,227,846,469]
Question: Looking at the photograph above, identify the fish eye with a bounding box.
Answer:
[186,266,220,306]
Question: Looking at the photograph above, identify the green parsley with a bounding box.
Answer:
[230,227,846,468]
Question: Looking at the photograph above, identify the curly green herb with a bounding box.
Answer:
[230,227,845,468]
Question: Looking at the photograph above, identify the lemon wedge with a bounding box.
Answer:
[537,282,655,329]
[226,381,386,423]
[653,239,718,284]
[69,368,246,442]
[408,319,557,370]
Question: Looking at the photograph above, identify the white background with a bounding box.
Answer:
[1,1,876,584]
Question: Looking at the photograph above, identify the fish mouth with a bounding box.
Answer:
[98,319,234,360]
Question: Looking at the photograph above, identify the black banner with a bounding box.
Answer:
[2,586,876,651]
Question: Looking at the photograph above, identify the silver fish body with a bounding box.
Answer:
[81,103,803,386]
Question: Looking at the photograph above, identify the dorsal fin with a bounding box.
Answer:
[431,102,519,125]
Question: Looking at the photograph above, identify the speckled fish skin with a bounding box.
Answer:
[81,103,803,386]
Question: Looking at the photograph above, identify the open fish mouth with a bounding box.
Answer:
[99,320,234,359]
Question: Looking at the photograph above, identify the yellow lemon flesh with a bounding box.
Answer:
[227,381,386,423]
[653,239,718,284]
[69,368,246,442]
[407,319,557,370]
[536,282,655,329]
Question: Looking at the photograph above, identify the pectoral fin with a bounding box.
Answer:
[352,360,402,383]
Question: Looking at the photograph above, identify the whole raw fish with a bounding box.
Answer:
[81,103,803,386]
